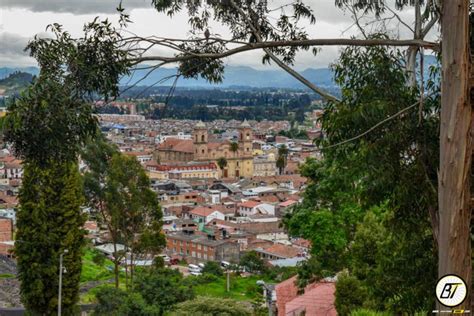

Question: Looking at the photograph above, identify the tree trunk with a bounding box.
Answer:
[113,241,120,288]
[438,0,471,309]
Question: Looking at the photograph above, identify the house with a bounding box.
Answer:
[238,201,275,216]
[255,243,303,260]
[189,206,225,224]
[0,217,13,256]
[165,231,240,263]
[276,199,298,216]
[275,276,336,316]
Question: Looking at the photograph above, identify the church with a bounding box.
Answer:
[156,121,254,178]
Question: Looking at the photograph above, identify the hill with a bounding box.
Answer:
[0,72,33,95]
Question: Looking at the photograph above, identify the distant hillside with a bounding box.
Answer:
[0,67,39,80]
[0,72,33,95]
[0,55,438,91]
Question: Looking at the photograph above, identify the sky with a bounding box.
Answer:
[0,0,436,70]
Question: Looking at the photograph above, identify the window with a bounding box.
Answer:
[203,246,208,251]
[192,251,196,257]
[197,252,201,258]
[203,254,208,260]
[197,244,201,250]
[202,149,205,154]
[201,135,205,142]
[186,250,190,255]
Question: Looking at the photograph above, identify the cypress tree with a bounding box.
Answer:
[16,161,85,315]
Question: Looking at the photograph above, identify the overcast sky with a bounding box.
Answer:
[0,0,437,70]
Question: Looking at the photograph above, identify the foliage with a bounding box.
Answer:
[201,261,223,277]
[229,142,239,153]
[91,249,106,267]
[80,248,115,283]
[192,273,270,302]
[169,296,252,316]
[82,136,165,288]
[276,145,288,175]
[239,251,266,273]
[151,0,316,82]
[284,43,439,313]
[134,268,195,314]
[216,157,228,170]
[15,161,85,315]
[335,272,368,316]
[4,78,96,165]
[93,287,160,316]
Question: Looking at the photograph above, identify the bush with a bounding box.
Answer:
[201,261,223,277]
[170,296,252,316]
[91,250,106,267]
[335,272,368,316]
[92,287,160,316]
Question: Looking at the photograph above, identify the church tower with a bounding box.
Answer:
[239,119,253,157]
[193,121,208,161]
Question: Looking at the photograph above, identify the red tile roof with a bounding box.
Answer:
[157,139,194,153]
[239,201,261,209]
[279,200,297,207]
[191,206,220,217]
[276,276,336,316]
[261,243,301,259]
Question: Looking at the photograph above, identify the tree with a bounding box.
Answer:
[229,142,239,156]
[201,261,223,277]
[170,296,252,316]
[14,161,85,315]
[437,1,471,309]
[93,287,160,316]
[92,249,106,267]
[335,272,368,316]
[276,145,288,175]
[216,157,228,178]
[106,153,165,288]
[284,43,439,312]
[83,137,165,288]
[239,251,266,273]
[134,268,195,314]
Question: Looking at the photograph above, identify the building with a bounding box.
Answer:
[146,162,219,180]
[189,206,226,224]
[0,217,13,256]
[238,201,275,217]
[253,154,277,177]
[166,231,240,263]
[275,276,336,316]
[155,121,254,178]
[254,243,303,260]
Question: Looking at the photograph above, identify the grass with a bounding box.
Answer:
[80,248,115,283]
[0,273,15,278]
[193,274,273,302]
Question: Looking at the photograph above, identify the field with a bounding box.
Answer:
[192,274,274,302]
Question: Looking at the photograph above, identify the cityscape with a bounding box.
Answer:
[0,0,471,315]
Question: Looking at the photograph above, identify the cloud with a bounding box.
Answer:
[0,0,152,14]
[0,33,37,66]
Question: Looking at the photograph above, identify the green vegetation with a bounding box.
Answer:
[82,135,165,288]
[284,43,439,313]
[81,249,115,283]
[201,261,223,277]
[0,273,15,278]
[239,251,266,274]
[192,274,271,302]
[169,296,252,316]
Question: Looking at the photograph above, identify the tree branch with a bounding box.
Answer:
[130,38,439,64]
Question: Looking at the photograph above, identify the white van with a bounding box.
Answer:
[188,264,201,272]
[220,261,230,269]
[198,263,205,269]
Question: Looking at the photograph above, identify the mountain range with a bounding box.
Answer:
[0,55,437,90]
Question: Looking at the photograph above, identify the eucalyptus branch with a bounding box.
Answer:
[129,38,439,64]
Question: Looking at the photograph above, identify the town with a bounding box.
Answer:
[0,103,336,314]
